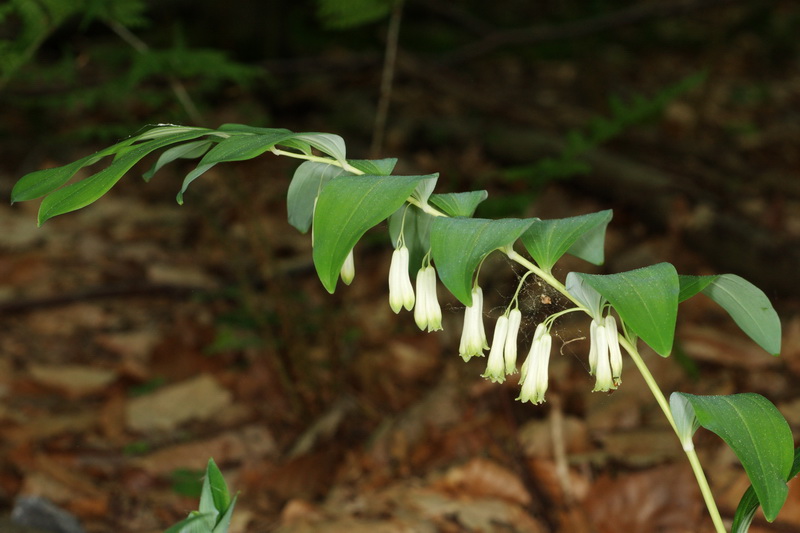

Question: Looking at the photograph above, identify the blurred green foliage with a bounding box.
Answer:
[1,0,262,138]
[317,0,392,29]
[479,71,707,217]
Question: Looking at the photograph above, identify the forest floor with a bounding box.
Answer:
[1,2,800,532]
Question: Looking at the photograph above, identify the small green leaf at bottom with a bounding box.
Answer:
[732,446,800,533]
[676,392,794,522]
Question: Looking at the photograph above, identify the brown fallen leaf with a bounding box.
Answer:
[20,456,109,520]
[527,458,591,507]
[95,329,160,362]
[27,304,112,336]
[125,374,233,433]
[402,485,546,533]
[368,364,462,467]
[27,364,118,398]
[434,457,532,506]
[4,411,97,444]
[134,425,277,475]
[146,263,219,289]
[584,464,704,533]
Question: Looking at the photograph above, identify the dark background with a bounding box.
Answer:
[1,1,799,532]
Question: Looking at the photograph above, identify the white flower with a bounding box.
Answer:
[340,248,355,285]
[590,318,615,392]
[605,314,623,386]
[458,287,488,361]
[414,265,442,332]
[518,323,551,404]
[482,315,509,383]
[504,308,522,375]
[388,245,415,313]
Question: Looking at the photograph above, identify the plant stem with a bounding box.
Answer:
[270,150,451,217]
[505,249,583,309]
[687,447,728,533]
[619,337,726,533]
[270,148,364,174]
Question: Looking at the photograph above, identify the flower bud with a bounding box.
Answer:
[388,246,415,313]
[504,309,522,375]
[591,319,614,392]
[604,314,623,386]
[414,265,442,332]
[482,315,509,383]
[340,249,355,285]
[458,287,488,361]
[518,323,551,404]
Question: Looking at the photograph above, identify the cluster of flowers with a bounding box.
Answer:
[385,244,625,404]
[388,245,443,332]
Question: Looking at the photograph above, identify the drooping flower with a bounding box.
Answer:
[458,287,488,361]
[388,245,415,313]
[340,248,355,285]
[605,314,623,386]
[482,315,509,383]
[588,319,600,375]
[414,264,443,332]
[504,308,522,375]
[518,323,551,404]
[590,317,616,392]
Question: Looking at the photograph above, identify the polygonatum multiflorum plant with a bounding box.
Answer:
[164,458,237,533]
[11,124,799,532]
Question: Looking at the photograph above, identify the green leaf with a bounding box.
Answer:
[732,446,800,533]
[565,272,605,319]
[348,158,397,175]
[521,210,612,272]
[275,137,312,156]
[412,175,439,205]
[669,392,701,450]
[198,130,294,165]
[142,140,214,181]
[678,274,718,303]
[573,263,679,356]
[176,164,216,204]
[137,125,210,140]
[287,161,345,233]
[702,274,781,356]
[676,393,794,522]
[291,133,347,166]
[211,495,238,533]
[430,217,535,306]
[12,136,141,202]
[174,130,295,203]
[287,158,398,234]
[206,458,231,514]
[38,129,214,224]
[429,191,488,217]
[217,124,289,135]
[163,512,217,533]
[198,458,230,529]
[313,174,432,293]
